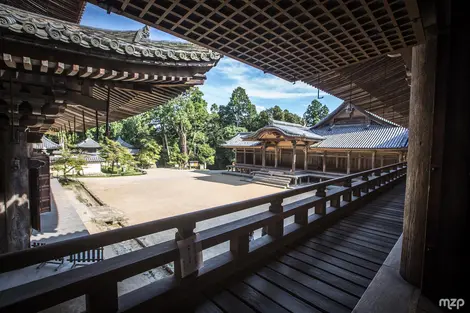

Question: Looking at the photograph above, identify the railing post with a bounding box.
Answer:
[343,179,352,202]
[374,169,382,188]
[230,233,249,258]
[361,174,370,193]
[86,283,118,313]
[267,199,283,238]
[314,186,327,215]
[174,222,199,281]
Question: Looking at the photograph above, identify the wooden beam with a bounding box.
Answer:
[3,53,16,68]
[40,60,48,73]
[22,57,32,71]
[63,93,107,111]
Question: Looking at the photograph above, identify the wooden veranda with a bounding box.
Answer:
[0,163,406,312]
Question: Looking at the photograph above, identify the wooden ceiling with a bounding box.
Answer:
[3,0,86,23]
[88,0,425,126]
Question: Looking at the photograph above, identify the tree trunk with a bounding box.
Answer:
[162,124,170,159]
[180,131,188,156]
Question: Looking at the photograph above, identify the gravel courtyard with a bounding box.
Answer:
[80,168,280,225]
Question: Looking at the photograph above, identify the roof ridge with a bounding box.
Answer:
[271,119,306,128]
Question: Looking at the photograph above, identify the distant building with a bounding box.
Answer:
[76,138,101,154]
[32,136,61,154]
[116,137,140,155]
[224,102,408,174]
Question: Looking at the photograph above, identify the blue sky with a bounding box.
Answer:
[81,4,342,116]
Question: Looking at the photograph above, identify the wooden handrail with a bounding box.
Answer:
[0,162,406,274]
[0,162,407,313]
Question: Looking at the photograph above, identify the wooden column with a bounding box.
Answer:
[346,151,351,174]
[82,110,86,135]
[291,141,297,172]
[105,86,111,138]
[335,155,339,168]
[401,38,437,287]
[274,146,278,168]
[233,148,237,164]
[95,110,99,142]
[0,129,30,253]
[253,150,256,165]
[372,151,376,169]
[243,148,246,164]
[322,152,326,172]
[261,142,266,167]
[380,155,384,167]
[279,148,282,165]
[303,144,308,170]
[357,154,361,171]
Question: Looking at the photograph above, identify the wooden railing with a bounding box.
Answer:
[0,162,407,313]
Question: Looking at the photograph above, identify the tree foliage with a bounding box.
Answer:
[136,139,162,168]
[303,99,329,126]
[71,86,329,171]
[100,138,135,173]
[52,150,86,179]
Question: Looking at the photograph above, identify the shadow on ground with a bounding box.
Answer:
[193,171,251,186]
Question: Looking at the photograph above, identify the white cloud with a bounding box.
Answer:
[207,57,327,101]
[255,105,266,113]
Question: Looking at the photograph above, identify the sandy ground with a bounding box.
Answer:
[80,169,280,224]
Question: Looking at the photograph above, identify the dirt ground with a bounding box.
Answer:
[79,169,280,225]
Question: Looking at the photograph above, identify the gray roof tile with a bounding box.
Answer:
[32,136,61,150]
[76,138,101,149]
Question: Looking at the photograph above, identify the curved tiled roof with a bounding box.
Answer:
[116,137,135,149]
[76,138,101,149]
[244,120,324,141]
[32,136,61,150]
[312,125,408,149]
[222,133,261,148]
[0,4,221,63]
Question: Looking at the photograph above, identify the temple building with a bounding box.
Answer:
[0,3,219,251]
[224,102,408,177]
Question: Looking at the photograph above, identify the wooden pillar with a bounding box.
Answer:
[322,151,326,172]
[372,151,376,169]
[346,151,351,174]
[105,86,111,138]
[335,155,339,168]
[274,146,278,168]
[0,129,30,253]
[243,148,246,164]
[303,144,308,170]
[401,38,437,288]
[380,155,384,167]
[233,148,237,164]
[261,142,266,167]
[279,148,282,165]
[95,110,99,142]
[82,110,86,135]
[291,141,297,172]
[253,150,256,165]
[357,153,361,171]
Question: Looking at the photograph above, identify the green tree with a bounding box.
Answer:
[303,99,329,126]
[283,109,303,124]
[100,138,135,173]
[219,87,257,130]
[197,143,215,169]
[136,139,162,168]
[168,142,188,169]
[86,122,123,142]
[52,150,86,179]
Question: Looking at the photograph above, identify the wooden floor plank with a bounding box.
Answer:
[278,255,367,297]
[308,238,387,264]
[194,299,224,313]
[261,264,353,312]
[300,240,381,271]
[294,246,377,279]
[345,215,403,229]
[355,210,403,221]
[333,223,400,242]
[243,274,321,313]
[318,232,391,254]
[228,282,290,313]
[210,290,256,313]
[287,250,372,287]
[324,229,395,249]
[339,220,402,236]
